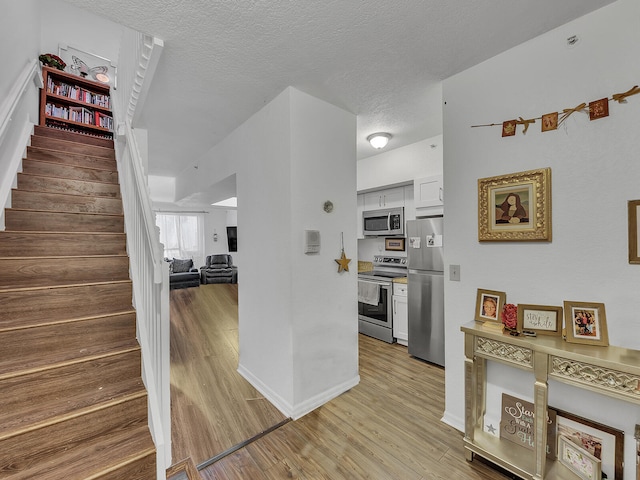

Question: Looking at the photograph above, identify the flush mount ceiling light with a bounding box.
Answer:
[367,132,392,149]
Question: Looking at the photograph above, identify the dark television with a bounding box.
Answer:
[226,226,237,252]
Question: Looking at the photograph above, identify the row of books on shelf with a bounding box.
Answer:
[45,103,113,131]
[46,77,110,109]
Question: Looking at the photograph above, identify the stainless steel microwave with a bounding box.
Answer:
[363,207,404,236]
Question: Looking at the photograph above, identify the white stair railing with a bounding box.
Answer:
[0,59,41,230]
[112,32,170,478]
[116,120,171,476]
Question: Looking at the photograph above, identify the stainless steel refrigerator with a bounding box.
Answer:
[407,217,445,366]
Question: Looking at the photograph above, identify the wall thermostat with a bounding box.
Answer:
[304,230,321,254]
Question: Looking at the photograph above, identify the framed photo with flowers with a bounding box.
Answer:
[558,434,602,480]
[516,304,563,336]
[474,289,506,323]
[563,301,609,346]
[551,407,624,480]
[478,168,551,242]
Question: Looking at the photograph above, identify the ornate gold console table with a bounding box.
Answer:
[461,321,640,480]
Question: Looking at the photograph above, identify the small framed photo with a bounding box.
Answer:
[475,289,506,323]
[563,301,609,346]
[558,434,602,480]
[628,200,640,264]
[478,168,551,242]
[517,304,563,336]
[385,237,405,251]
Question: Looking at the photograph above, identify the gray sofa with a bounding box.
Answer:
[168,258,200,289]
[200,254,238,284]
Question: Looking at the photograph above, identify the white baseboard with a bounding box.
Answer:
[236,363,293,417]
[237,363,360,420]
[441,409,465,433]
[290,375,360,420]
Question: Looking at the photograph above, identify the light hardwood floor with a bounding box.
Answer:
[170,284,287,465]
[171,284,513,479]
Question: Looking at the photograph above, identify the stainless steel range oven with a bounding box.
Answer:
[358,256,407,343]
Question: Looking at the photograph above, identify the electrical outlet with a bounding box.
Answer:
[450,264,460,281]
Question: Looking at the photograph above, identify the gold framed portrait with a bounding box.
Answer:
[474,288,506,323]
[628,199,640,264]
[478,168,551,241]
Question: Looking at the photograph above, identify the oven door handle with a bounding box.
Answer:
[358,279,392,288]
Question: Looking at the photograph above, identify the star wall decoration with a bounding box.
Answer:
[335,250,351,273]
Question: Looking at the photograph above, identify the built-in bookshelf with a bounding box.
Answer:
[40,66,113,139]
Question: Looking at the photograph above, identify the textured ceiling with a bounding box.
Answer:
[63,0,615,179]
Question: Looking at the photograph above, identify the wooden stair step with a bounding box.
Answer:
[34,125,114,149]
[17,173,121,198]
[22,158,119,184]
[4,209,124,232]
[11,190,123,215]
[0,393,154,480]
[0,349,143,439]
[95,452,157,480]
[167,458,200,480]
[30,135,115,159]
[26,146,116,171]
[0,255,130,289]
[0,231,126,257]
[0,282,133,330]
[0,312,137,379]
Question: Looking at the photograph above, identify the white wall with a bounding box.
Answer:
[0,0,40,228]
[203,208,240,266]
[148,175,176,204]
[176,87,359,418]
[357,134,443,192]
[442,2,640,477]
[0,0,40,96]
[39,0,124,73]
[288,88,358,412]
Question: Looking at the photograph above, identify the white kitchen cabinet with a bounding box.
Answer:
[363,186,405,210]
[414,175,443,216]
[403,185,415,223]
[393,282,408,346]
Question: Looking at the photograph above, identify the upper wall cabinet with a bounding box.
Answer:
[414,175,443,216]
[363,186,405,210]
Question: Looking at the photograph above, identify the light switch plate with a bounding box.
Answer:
[450,264,460,281]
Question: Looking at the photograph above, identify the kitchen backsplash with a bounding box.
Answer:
[357,236,407,263]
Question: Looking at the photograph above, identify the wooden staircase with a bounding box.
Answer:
[0,126,156,479]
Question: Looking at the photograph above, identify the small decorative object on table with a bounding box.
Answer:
[501,303,518,331]
[39,53,66,70]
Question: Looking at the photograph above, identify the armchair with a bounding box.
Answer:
[168,258,200,289]
[200,254,238,284]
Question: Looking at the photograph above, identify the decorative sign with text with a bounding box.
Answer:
[500,393,556,459]
[523,309,557,330]
[517,304,563,336]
